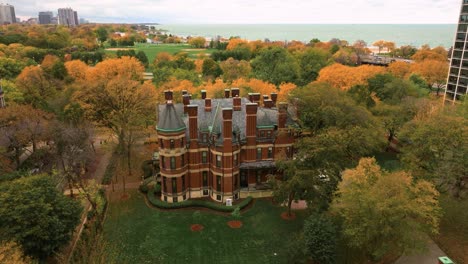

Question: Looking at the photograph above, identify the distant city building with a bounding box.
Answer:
[79,18,89,24]
[0,3,16,24]
[38,11,53,24]
[51,16,58,25]
[446,1,468,103]
[58,7,79,26]
[26,18,38,24]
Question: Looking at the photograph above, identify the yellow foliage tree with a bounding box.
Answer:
[388,61,411,79]
[317,64,386,90]
[410,59,449,95]
[226,38,249,50]
[65,60,88,82]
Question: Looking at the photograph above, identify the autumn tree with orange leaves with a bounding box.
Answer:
[410,60,449,95]
[317,64,386,90]
[76,57,157,190]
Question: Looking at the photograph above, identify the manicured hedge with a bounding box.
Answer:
[147,190,252,212]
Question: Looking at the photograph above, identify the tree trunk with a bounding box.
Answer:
[386,130,395,152]
[62,158,74,198]
[14,147,21,169]
[32,139,37,153]
[127,142,132,176]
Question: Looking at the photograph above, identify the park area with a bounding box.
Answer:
[105,43,217,63]
[103,190,305,264]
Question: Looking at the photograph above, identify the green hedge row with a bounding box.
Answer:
[147,191,252,212]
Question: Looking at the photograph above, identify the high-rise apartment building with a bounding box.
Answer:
[0,3,16,24]
[58,8,79,26]
[38,11,53,24]
[446,0,468,103]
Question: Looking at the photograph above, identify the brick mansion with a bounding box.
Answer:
[157,88,297,203]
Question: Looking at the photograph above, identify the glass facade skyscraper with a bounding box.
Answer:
[446,0,468,103]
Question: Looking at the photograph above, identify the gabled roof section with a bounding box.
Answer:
[157,103,186,133]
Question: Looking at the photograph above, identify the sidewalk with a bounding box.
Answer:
[395,239,447,264]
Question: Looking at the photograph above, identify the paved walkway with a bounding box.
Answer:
[395,239,448,264]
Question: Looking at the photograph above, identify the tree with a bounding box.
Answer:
[368,73,426,104]
[219,58,251,82]
[188,36,206,48]
[15,66,55,108]
[65,60,88,82]
[251,46,300,85]
[76,57,157,190]
[95,26,108,44]
[332,158,441,261]
[0,104,52,168]
[303,214,337,264]
[136,51,149,67]
[201,58,222,78]
[399,109,467,197]
[372,40,386,54]
[317,64,386,90]
[410,59,449,95]
[0,57,25,79]
[388,61,411,79]
[0,241,32,264]
[297,47,331,86]
[352,39,369,55]
[0,174,82,259]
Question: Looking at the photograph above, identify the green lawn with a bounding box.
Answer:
[103,191,305,264]
[105,43,217,63]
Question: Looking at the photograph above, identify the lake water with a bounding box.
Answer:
[160,24,457,48]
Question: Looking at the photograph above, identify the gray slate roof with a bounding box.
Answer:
[157,98,297,144]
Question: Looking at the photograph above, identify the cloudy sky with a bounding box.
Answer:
[9,0,461,24]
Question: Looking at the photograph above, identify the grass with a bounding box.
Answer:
[105,43,217,63]
[103,190,306,264]
[433,194,468,264]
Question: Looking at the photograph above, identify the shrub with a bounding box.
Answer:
[139,184,149,193]
[141,160,154,179]
[154,184,161,194]
[147,188,252,212]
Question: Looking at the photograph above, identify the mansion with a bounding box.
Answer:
[157,89,297,203]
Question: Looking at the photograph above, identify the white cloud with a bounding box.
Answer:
[9,0,461,24]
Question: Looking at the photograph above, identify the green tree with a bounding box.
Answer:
[95,26,108,43]
[251,46,299,85]
[0,173,82,259]
[202,58,222,79]
[303,214,338,264]
[297,47,331,86]
[399,108,467,197]
[0,57,25,79]
[188,36,206,48]
[136,51,149,67]
[332,158,441,261]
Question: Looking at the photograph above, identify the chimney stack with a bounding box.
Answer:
[278,102,288,129]
[201,90,207,99]
[224,89,230,98]
[264,99,273,108]
[164,90,173,104]
[231,88,240,98]
[183,94,190,113]
[182,90,188,95]
[270,93,278,107]
[253,93,261,103]
[245,103,258,161]
[205,98,212,112]
[187,105,198,142]
[233,96,241,111]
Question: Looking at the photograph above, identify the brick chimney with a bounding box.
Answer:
[222,108,233,143]
[278,102,288,129]
[233,96,241,111]
[270,93,278,107]
[224,89,230,98]
[205,98,212,112]
[187,105,198,142]
[245,103,258,161]
[253,93,261,103]
[183,94,190,113]
[164,90,173,104]
[201,90,207,99]
[231,88,240,97]
[182,90,188,95]
[263,95,269,102]
[264,99,273,108]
